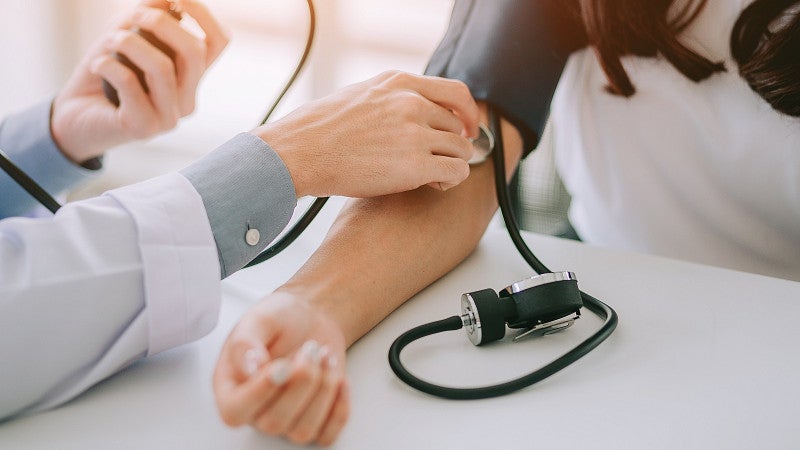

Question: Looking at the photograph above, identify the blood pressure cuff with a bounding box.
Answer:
[425,0,588,157]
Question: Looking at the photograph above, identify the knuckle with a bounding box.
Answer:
[138,8,170,31]
[190,40,207,62]
[458,135,474,155]
[101,33,117,51]
[218,29,232,49]
[162,114,179,131]
[181,98,196,116]
[395,93,425,118]
[221,28,232,46]
[384,70,410,87]
[453,79,472,98]
[112,30,136,50]
[105,31,122,50]
[378,69,401,82]
[151,55,175,80]
[399,122,424,144]
[117,68,139,89]
[129,6,149,23]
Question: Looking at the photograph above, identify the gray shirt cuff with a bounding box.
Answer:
[181,132,297,278]
[0,100,100,218]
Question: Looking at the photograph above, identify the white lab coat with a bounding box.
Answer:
[0,172,221,420]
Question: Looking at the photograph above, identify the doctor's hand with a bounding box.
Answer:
[213,293,350,446]
[50,0,229,165]
[253,70,481,198]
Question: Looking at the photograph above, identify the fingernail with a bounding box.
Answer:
[242,347,267,377]
[300,340,322,364]
[324,354,338,370]
[269,359,291,386]
[318,346,330,365]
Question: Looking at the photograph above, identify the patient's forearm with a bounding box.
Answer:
[279,116,523,346]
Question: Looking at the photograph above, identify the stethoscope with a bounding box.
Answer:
[0,0,617,401]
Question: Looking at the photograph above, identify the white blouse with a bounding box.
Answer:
[551,0,800,281]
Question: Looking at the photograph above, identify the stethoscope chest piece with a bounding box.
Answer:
[461,272,583,346]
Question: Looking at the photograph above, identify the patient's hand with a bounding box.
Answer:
[213,293,349,446]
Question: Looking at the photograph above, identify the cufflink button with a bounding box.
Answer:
[245,228,261,246]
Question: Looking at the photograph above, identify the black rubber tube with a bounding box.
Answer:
[245,196,328,267]
[0,148,61,214]
[246,0,330,267]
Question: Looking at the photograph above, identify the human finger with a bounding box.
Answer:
[126,5,205,115]
[251,341,325,436]
[285,352,343,444]
[385,72,479,138]
[217,337,270,388]
[109,29,179,126]
[214,317,287,426]
[91,54,151,112]
[315,381,351,446]
[175,0,230,66]
[421,155,470,191]
[417,96,468,135]
[423,128,474,161]
[215,354,292,427]
[89,55,167,139]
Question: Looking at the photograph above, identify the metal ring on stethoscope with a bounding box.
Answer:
[468,123,495,165]
[501,272,578,295]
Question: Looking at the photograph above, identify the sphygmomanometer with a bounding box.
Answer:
[384,0,616,400]
[0,0,616,401]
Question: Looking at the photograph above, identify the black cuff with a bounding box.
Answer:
[425,0,588,157]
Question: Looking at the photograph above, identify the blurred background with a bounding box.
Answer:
[0,0,569,234]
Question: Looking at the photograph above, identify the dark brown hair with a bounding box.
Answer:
[732,0,800,116]
[580,0,800,117]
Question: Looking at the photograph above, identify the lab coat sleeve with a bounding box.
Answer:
[0,100,99,218]
[0,172,220,420]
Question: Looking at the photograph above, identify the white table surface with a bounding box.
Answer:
[2,208,799,449]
